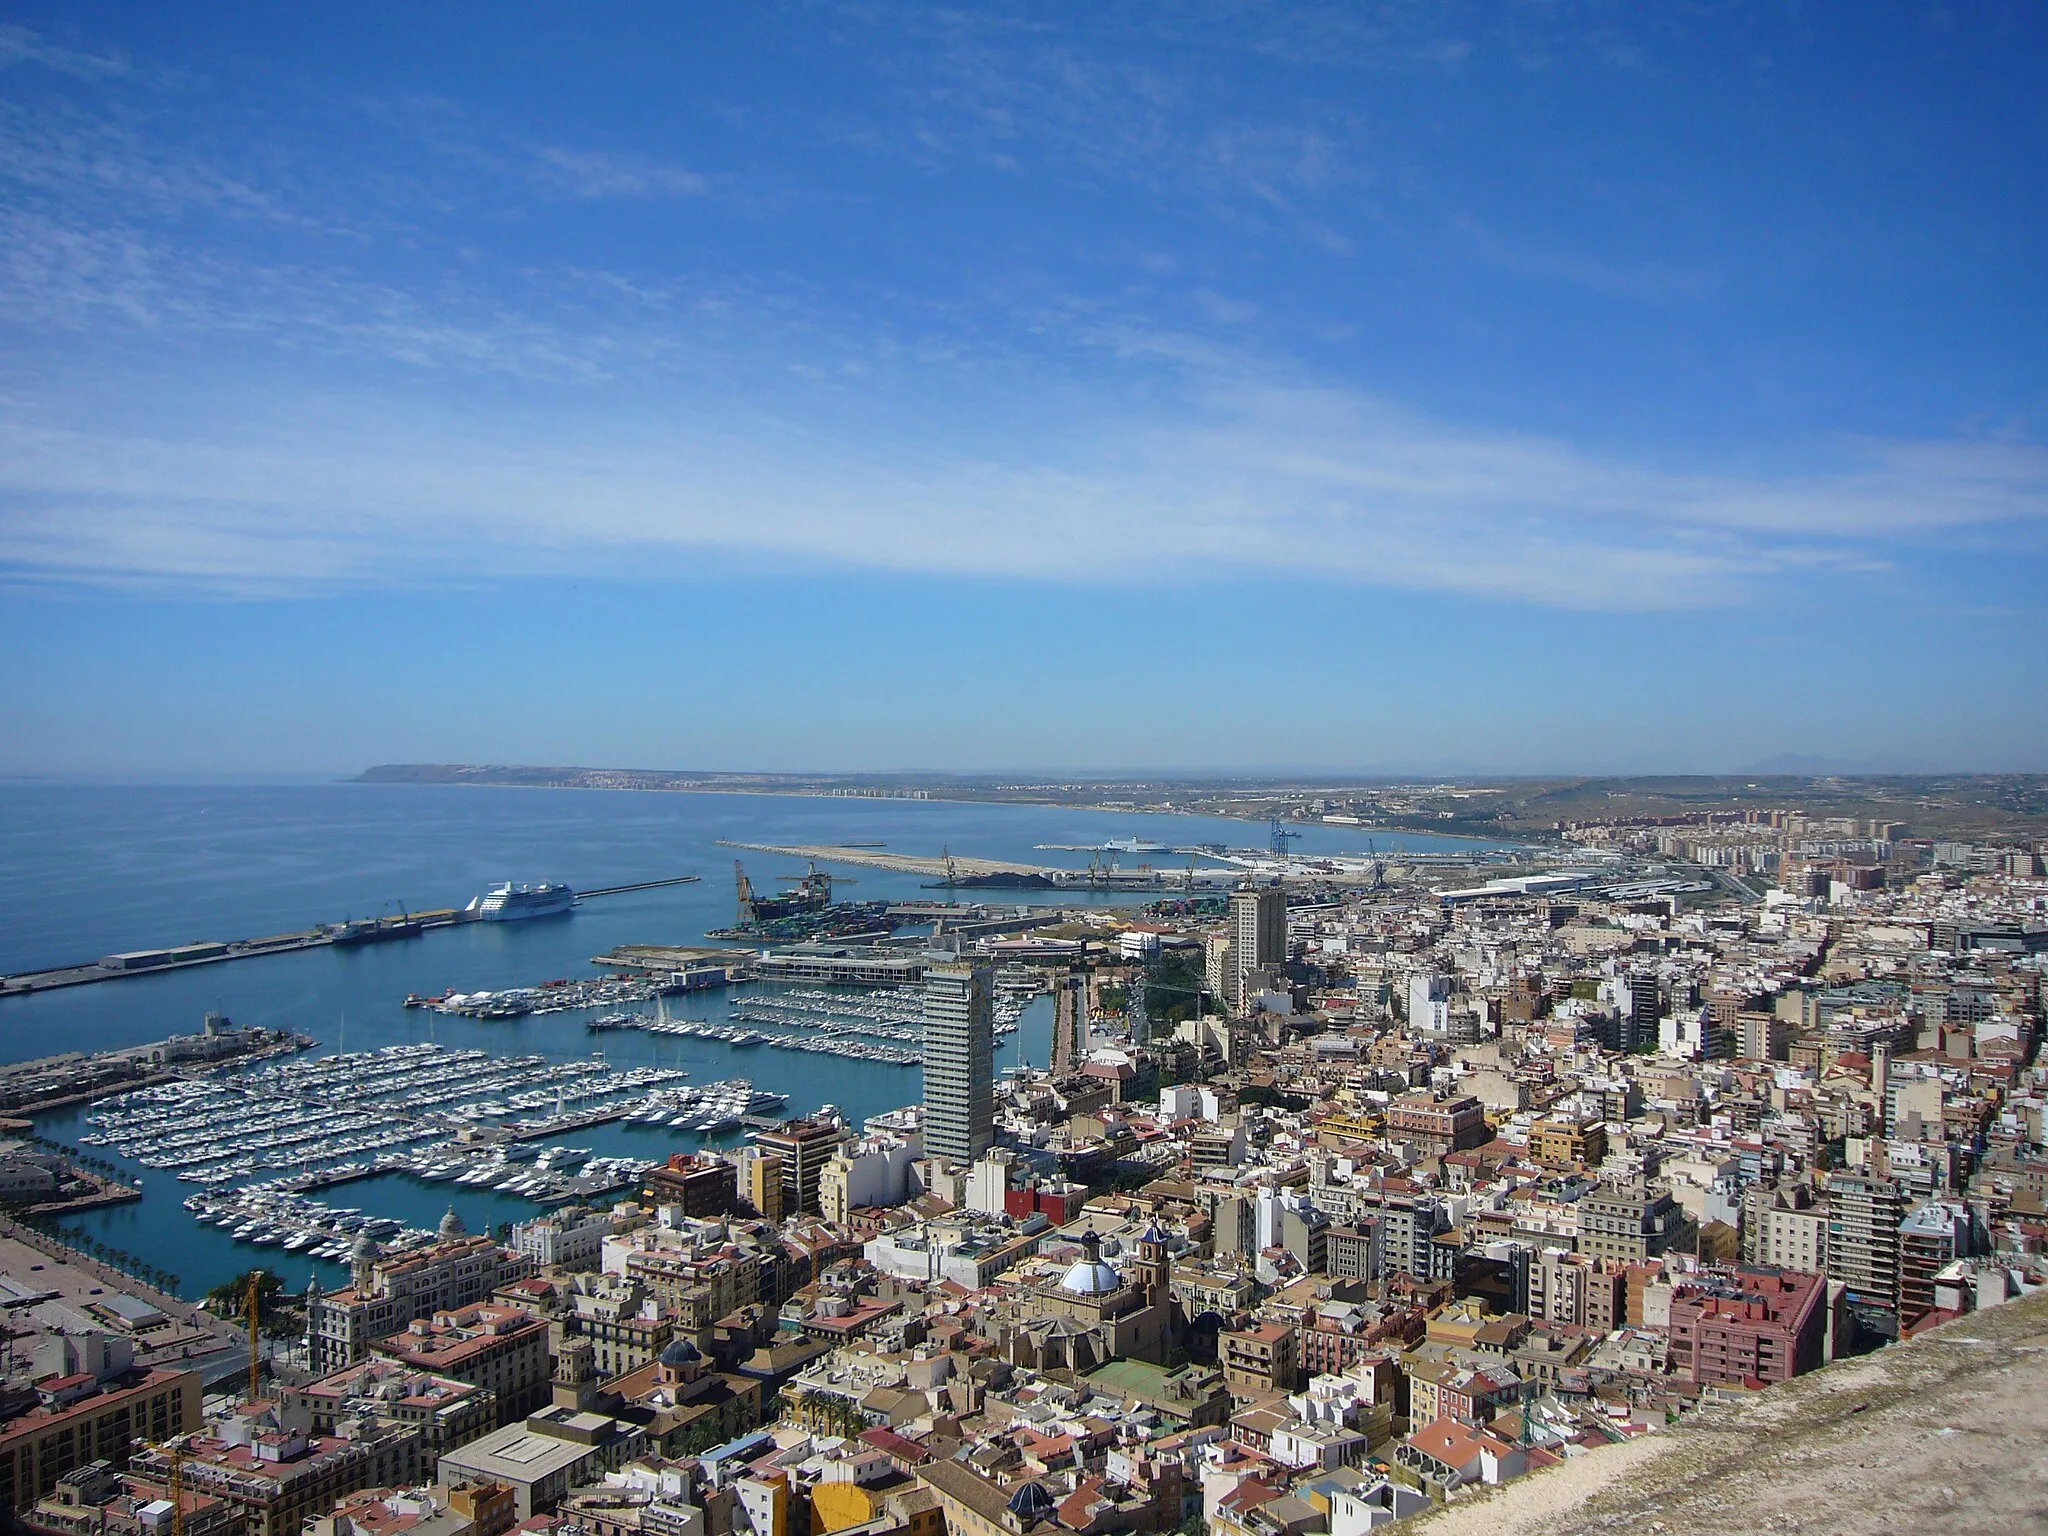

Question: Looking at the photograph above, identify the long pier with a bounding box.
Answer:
[715,839,1063,880]
[0,874,700,999]
[581,874,703,898]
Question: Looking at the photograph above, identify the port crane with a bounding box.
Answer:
[1268,817,1303,857]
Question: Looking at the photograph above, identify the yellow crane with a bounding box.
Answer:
[167,1442,184,1536]
[144,1439,186,1536]
[246,1270,263,1404]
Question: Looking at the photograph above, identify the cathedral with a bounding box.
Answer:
[995,1225,1175,1375]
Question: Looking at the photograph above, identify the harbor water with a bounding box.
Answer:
[0,780,1495,1296]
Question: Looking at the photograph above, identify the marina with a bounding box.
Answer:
[77,1043,698,1190]
[1,781,1487,1296]
[590,1013,924,1066]
[161,1071,792,1264]
[409,968,733,1018]
[587,974,1038,1067]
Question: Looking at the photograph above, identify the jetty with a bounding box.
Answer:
[716,840,1062,881]
[0,1019,309,1116]
[0,873,701,998]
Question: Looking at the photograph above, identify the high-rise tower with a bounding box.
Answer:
[1228,884,1287,1010]
[923,960,996,1165]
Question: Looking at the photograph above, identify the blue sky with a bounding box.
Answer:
[2,3,2044,774]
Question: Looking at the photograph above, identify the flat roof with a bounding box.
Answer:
[440,1426,597,1480]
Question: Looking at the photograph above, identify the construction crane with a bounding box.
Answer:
[168,1442,185,1536]
[246,1270,263,1404]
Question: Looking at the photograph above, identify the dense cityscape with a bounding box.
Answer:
[6,3,2045,1533]
[3,796,2044,1536]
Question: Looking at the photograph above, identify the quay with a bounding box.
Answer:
[590,943,752,980]
[0,1018,310,1116]
[0,873,700,998]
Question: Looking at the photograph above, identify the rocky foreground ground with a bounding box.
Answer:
[1411,1289,2048,1535]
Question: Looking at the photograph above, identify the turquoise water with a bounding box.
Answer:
[0,781,1494,1295]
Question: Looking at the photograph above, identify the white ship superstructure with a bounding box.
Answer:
[466,881,576,921]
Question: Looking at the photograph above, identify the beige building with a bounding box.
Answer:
[307,1234,534,1376]
[995,1230,1173,1374]
[1756,1204,1829,1274]
[0,1367,199,1513]
[1219,1321,1298,1393]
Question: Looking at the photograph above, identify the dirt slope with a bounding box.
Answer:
[1410,1290,2048,1535]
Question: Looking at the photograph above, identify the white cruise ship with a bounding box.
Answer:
[466,881,576,922]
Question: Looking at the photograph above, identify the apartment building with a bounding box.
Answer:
[308,1237,534,1376]
[0,1367,199,1513]
[369,1305,551,1427]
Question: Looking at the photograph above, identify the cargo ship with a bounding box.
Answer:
[732,861,832,926]
[465,882,577,922]
[330,913,422,946]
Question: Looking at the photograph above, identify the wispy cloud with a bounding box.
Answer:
[531,146,709,199]
[0,13,2041,619]
[0,23,135,82]
[2,363,2040,609]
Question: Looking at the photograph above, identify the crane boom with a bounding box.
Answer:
[246,1271,262,1403]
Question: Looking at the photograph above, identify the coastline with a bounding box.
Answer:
[337,773,1536,852]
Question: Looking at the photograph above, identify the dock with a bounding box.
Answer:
[0,874,700,999]
[590,943,753,977]
[0,1023,311,1116]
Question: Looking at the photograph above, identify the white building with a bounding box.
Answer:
[1408,973,1451,1034]
[820,1132,923,1222]
[512,1207,614,1269]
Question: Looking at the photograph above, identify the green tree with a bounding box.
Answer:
[670,1417,733,1457]
[206,1269,287,1326]
[1143,951,1206,1028]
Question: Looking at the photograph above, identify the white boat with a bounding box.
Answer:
[465,882,576,922]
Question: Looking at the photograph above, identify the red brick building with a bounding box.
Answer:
[1386,1094,1489,1156]
[1666,1267,1826,1386]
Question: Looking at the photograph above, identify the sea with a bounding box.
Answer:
[0,779,1497,1298]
